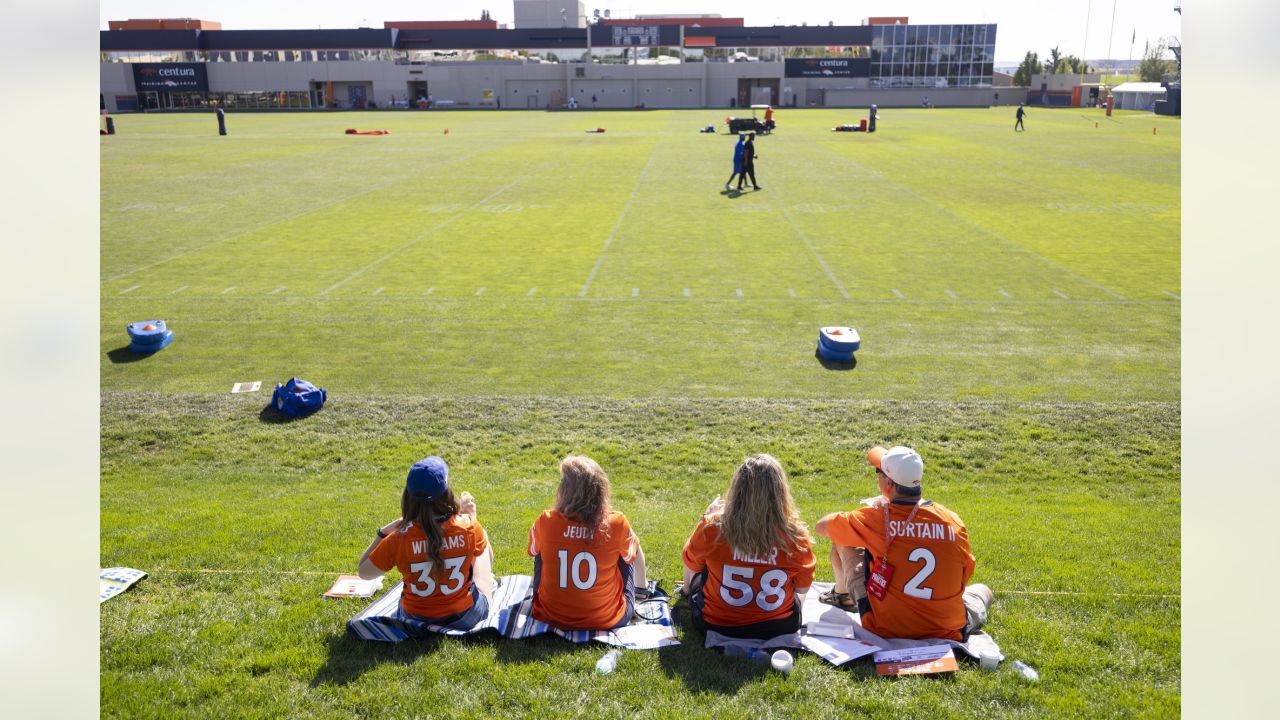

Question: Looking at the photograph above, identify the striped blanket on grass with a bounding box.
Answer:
[348,574,678,649]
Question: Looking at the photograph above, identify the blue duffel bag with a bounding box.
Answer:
[272,377,327,417]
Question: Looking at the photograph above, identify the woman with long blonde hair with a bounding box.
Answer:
[681,453,815,639]
[528,454,648,630]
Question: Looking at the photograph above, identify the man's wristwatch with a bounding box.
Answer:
[376,528,388,539]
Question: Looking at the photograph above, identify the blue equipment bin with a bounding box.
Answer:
[819,326,860,352]
[126,320,174,353]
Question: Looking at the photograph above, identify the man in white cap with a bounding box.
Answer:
[815,446,993,641]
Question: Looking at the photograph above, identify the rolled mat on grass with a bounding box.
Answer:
[348,574,678,648]
[703,582,1004,667]
[345,128,390,135]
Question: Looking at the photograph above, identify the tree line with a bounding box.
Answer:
[1012,39,1177,86]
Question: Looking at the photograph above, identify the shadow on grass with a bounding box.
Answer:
[490,632,583,666]
[653,597,767,694]
[106,346,153,364]
[310,630,445,687]
[814,349,858,371]
[258,402,314,424]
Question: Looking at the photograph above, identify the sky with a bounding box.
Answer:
[99,1,1183,64]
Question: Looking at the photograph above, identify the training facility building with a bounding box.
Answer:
[100,17,1000,113]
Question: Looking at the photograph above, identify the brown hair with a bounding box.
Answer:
[401,487,460,568]
[555,454,612,535]
[716,454,812,559]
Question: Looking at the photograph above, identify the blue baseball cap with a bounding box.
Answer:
[406,456,449,500]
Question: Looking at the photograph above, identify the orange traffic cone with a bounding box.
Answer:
[444,128,450,135]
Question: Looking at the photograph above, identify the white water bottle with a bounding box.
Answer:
[595,649,621,675]
[1010,660,1039,681]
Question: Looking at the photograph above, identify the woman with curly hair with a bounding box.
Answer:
[528,454,648,630]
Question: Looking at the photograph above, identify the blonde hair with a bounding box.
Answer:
[716,454,811,558]
[555,454,612,535]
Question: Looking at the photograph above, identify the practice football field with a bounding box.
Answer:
[101,108,1180,718]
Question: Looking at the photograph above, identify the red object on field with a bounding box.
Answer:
[444,128,450,134]
[345,129,390,135]
[860,118,867,131]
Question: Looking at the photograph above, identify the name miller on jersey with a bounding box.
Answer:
[887,520,957,542]
[731,547,779,565]
[411,535,467,555]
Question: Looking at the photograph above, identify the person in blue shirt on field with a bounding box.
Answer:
[725,134,745,191]
[1015,103,1026,132]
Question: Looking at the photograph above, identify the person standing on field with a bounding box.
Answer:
[1015,103,1026,131]
[815,445,993,641]
[737,133,760,191]
[725,134,745,191]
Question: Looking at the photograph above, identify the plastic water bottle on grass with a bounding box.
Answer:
[595,649,621,675]
[724,645,771,663]
[1010,660,1039,681]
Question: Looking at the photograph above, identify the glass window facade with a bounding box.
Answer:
[869,23,995,88]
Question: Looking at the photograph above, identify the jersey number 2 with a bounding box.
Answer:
[902,548,936,600]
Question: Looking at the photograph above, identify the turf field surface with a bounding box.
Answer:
[101,108,1179,718]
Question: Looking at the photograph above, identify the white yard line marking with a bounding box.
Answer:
[1163,291,1180,300]
[104,143,521,283]
[579,142,662,298]
[999,289,1012,299]
[632,288,640,297]
[527,287,537,296]
[321,177,525,296]
[773,204,850,299]
[119,285,140,295]
[424,287,435,295]
[821,151,1127,301]
[735,288,743,297]
[683,288,691,297]
[892,288,904,298]
[270,286,286,295]
[788,289,796,297]
[945,289,957,299]
[169,285,188,295]
[220,286,237,294]
[372,287,385,296]
[1052,289,1071,300]
[475,287,486,295]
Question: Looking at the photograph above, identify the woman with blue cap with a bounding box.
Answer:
[357,456,495,632]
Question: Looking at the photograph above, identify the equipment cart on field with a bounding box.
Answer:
[726,104,772,134]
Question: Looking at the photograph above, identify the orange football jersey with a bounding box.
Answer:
[370,514,489,619]
[681,515,816,627]
[827,500,975,640]
[528,509,638,630]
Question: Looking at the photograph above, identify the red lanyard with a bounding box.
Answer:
[882,500,923,554]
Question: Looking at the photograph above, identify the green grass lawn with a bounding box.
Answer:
[101,108,1180,718]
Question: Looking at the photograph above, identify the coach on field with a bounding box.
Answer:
[815,445,993,641]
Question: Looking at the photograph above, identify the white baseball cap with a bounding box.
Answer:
[867,446,924,488]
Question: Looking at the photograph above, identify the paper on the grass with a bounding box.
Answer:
[100,567,147,603]
[873,645,958,675]
[596,621,679,650]
[324,574,384,598]
[231,381,262,393]
[800,634,881,665]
